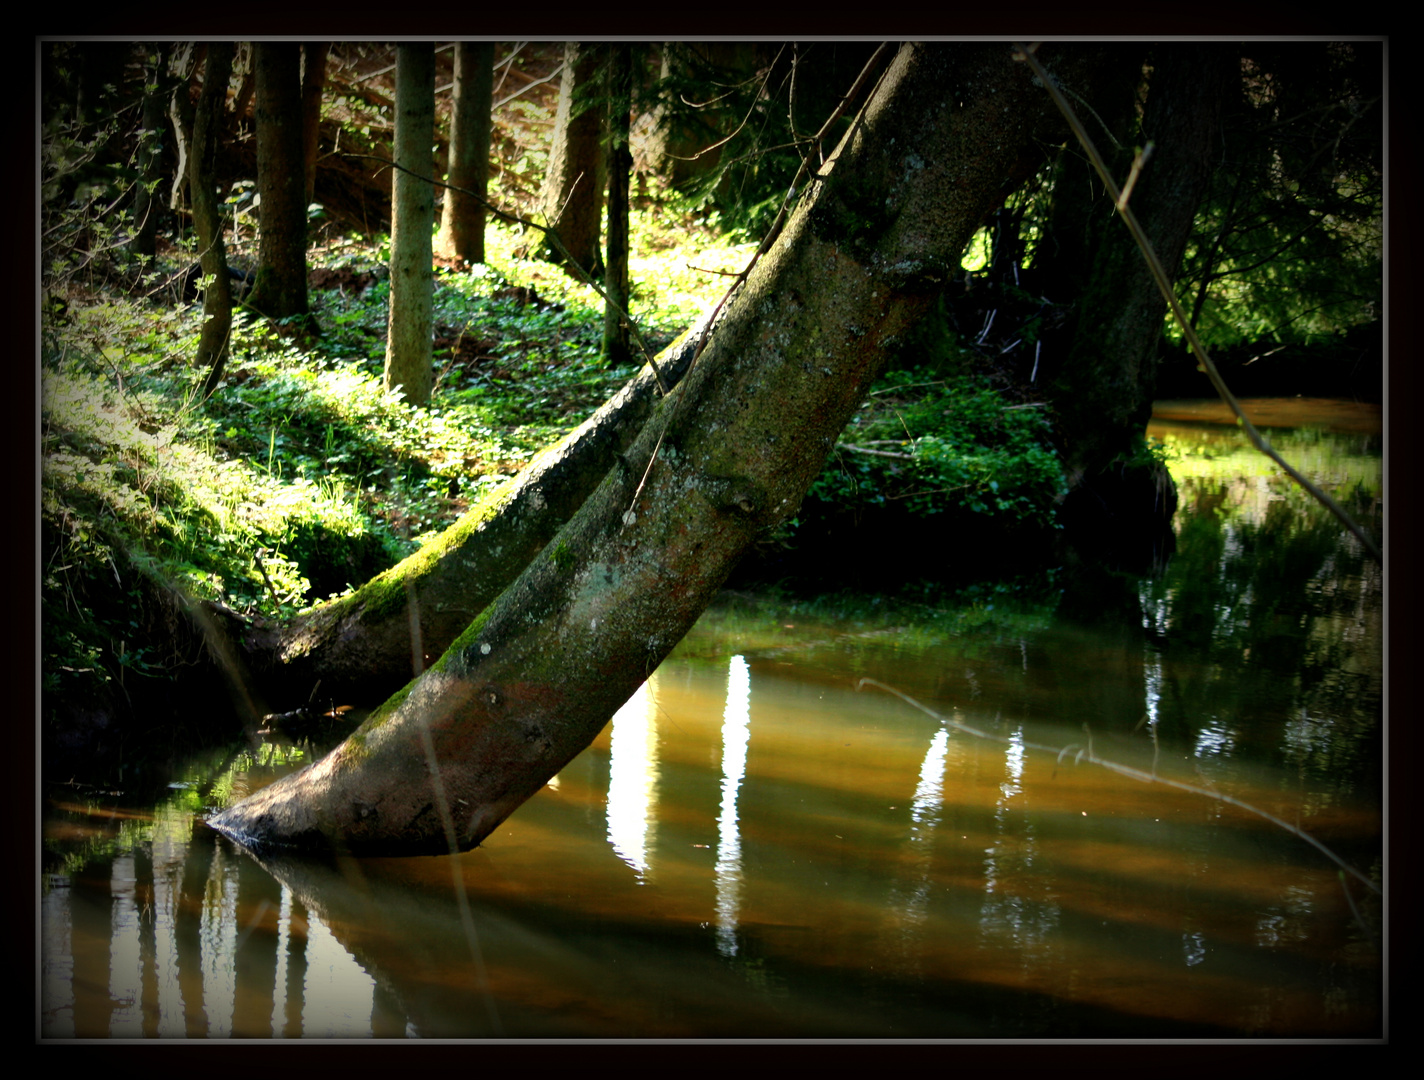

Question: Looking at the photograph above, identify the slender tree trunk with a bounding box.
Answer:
[167,43,198,216]
[129,44,168,259]
[245,43,310,323]
[212,42,1107,857]
[191,43,236,398]
[602,45,634,366]
[537,42,603,278]
[384,43,436,407]
[435,42,494,266]
[301,42,329,211]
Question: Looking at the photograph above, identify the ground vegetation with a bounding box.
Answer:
[39,39,1382,820]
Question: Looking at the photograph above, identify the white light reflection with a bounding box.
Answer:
[977,723,1059,956]
[301,912,376,1037]
[881,726,953,975]
[200,845,240,1037]
[108,854,144,1037]
[910,728,950,831]
[606,675,662,880]
[149,805,187,1037]
[715,655,751,957]
[270,884,293,1037]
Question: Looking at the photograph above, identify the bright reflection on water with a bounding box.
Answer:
[40,400,1382,1040]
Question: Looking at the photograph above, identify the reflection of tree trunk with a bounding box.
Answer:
[384,43,435,407]
[192,43,235,398]
[435,42,494,266]
[213,43,1108,857]
[538,43,603,278]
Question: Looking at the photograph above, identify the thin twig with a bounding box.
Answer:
[857,678,1380,896]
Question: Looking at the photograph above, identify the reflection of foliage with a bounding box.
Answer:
[1141,423,1381,788]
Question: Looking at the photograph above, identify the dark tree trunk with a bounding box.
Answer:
[435,42,494,266]
[301,43,329,211]
[191,43,236,398]
[384,43,436,407]
[245,43,310,324]
[602,45,634,367]
[537,43,604,278]
[211,42,1108,857]
[1039,45,1236,545]
[129,44,168,259]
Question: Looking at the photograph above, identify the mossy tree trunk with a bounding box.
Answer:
[192,43,236,398]
[245,43,310,324]
[212,42,1106,857]
[383,43,436,407]
[434,42,494,266]
[249,311,719,708]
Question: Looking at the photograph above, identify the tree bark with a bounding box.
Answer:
[301,42,329,211]
[602,45,634,366]
[383,43,436,407]
[245,43,310,324]
[191,43,235,398]
[129,44,168,259]
[537,43,604,278]
[1043,45,1236,538]
[167,43,198,216]
[434,42,494,266]
[211,42,1103,857]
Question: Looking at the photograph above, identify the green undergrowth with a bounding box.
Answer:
[41,208,1071,720]
[798,366,1067,530]
[40,213,750,709]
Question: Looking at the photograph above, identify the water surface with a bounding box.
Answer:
[40,398,1383,1039]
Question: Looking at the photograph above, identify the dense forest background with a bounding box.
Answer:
[38,41,1383,771]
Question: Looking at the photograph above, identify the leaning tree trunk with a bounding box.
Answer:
[384,43,436,407]
[247,308,722,709]
[211,42,1106,857]
[434,41,494,266]
[192,42,236,398]
[245,43,310,323]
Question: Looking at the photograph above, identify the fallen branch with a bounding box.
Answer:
[858,678,1380,897]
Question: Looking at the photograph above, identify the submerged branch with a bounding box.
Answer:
[858,678,1380,896]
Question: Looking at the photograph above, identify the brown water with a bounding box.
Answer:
[40,399,1383,1040]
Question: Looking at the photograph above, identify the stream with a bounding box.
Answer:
[40,398,1383,1039]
